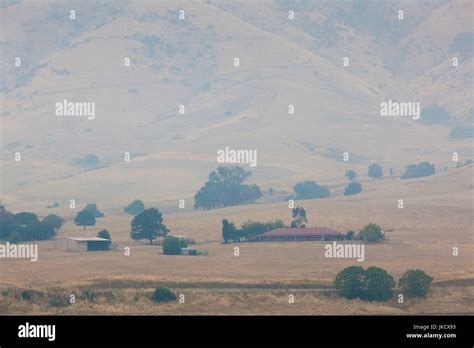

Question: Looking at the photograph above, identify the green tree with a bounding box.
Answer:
[291,206,307,228]
[293,180,330,200]
[346,231,355,240]
[344,182,362,196]
[362,267,395,301]
[153,287,177,302]
[74,211,96,230]
[358,223,384,244]
[162,236,182,255]
[81,203,104,218]
[399,269,433,298]
[194,166,262,210]
[130,208,169,245]
[401,161,435,180]
[345,170,357,181]
[42,214,65,233]
[335,266,367,300]
[124,200,145,215]
[368,163,383,178]
[239,219,285,240]
[97,229,111,240]
[222,219,239,243]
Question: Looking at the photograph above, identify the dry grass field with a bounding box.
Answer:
[1,165,472,315]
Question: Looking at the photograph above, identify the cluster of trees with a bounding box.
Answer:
[335,266,433,301]
[344,223,384,243]
[222,206,308,242]
[401,161,435,180]
[293,180,330,200]
[194,166,262,210]
[343,170,362,196]
[0,205,65,242]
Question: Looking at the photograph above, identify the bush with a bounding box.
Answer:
[368,163,383,178]
[344,182,362,196]
[346,231,355,240]
[21,289,40,301]
[335,266,395,302]
[345,170,357,181]
[163,236,182,255]
[362,267,395,301]
[124,200,145,215]
[399,269,433,298]
[97,229,111,240]
[48,295,69,308]
[293,180,330,200]
[358,223,384,244]
[335,266,367,300]
[152,287,177,303]
[401,161,435,180]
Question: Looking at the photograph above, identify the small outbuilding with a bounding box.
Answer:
[258,227,343,242]
[57,237,111,252]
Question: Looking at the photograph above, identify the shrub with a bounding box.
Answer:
[344,182,362,196]
[21,289,40,301]
[358,223,384,244]
[368,163,383,178]
[450,125,474,139]
[163,236,182,255]
[335,266,367,300]
[335,266,395,302]
[399,269,433,298]
[346,231,355,240]
[345,170,357,181]
[152,287,177,303]
[97,229,111,240]
[293,180,330,200]
[362,267,395,301]
[48,295,69,308]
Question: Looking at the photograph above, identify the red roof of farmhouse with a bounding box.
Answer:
[261,228,342,237]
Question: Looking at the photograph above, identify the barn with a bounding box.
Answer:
[56,237,111,252]
[258,227,343,242]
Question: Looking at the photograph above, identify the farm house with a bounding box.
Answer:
[56,237,111,252]
[258,228,343,242]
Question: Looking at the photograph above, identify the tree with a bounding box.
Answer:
[42,214,65,233]
[124,200,145,215]
[153,287,177,302]
[368,163,383,178]
[97,229,111,240]
[401,161,435,180]
[291,206,307,228]
[163,236,182,255]
[335,266,367,300]
[0,205,16,240]
[222,219,239,243]
[194,166,262,210]
[14,212,39,226]
[81,203,104,218]
[74,211,96,230]
[344,182,362,196]
[362,267,395,301]
[130,208,169,245]
[346,231,355,240]
[358,223,384,244]
[399,269,433,298]
[293,180,330,200]
[345,170,357,181]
